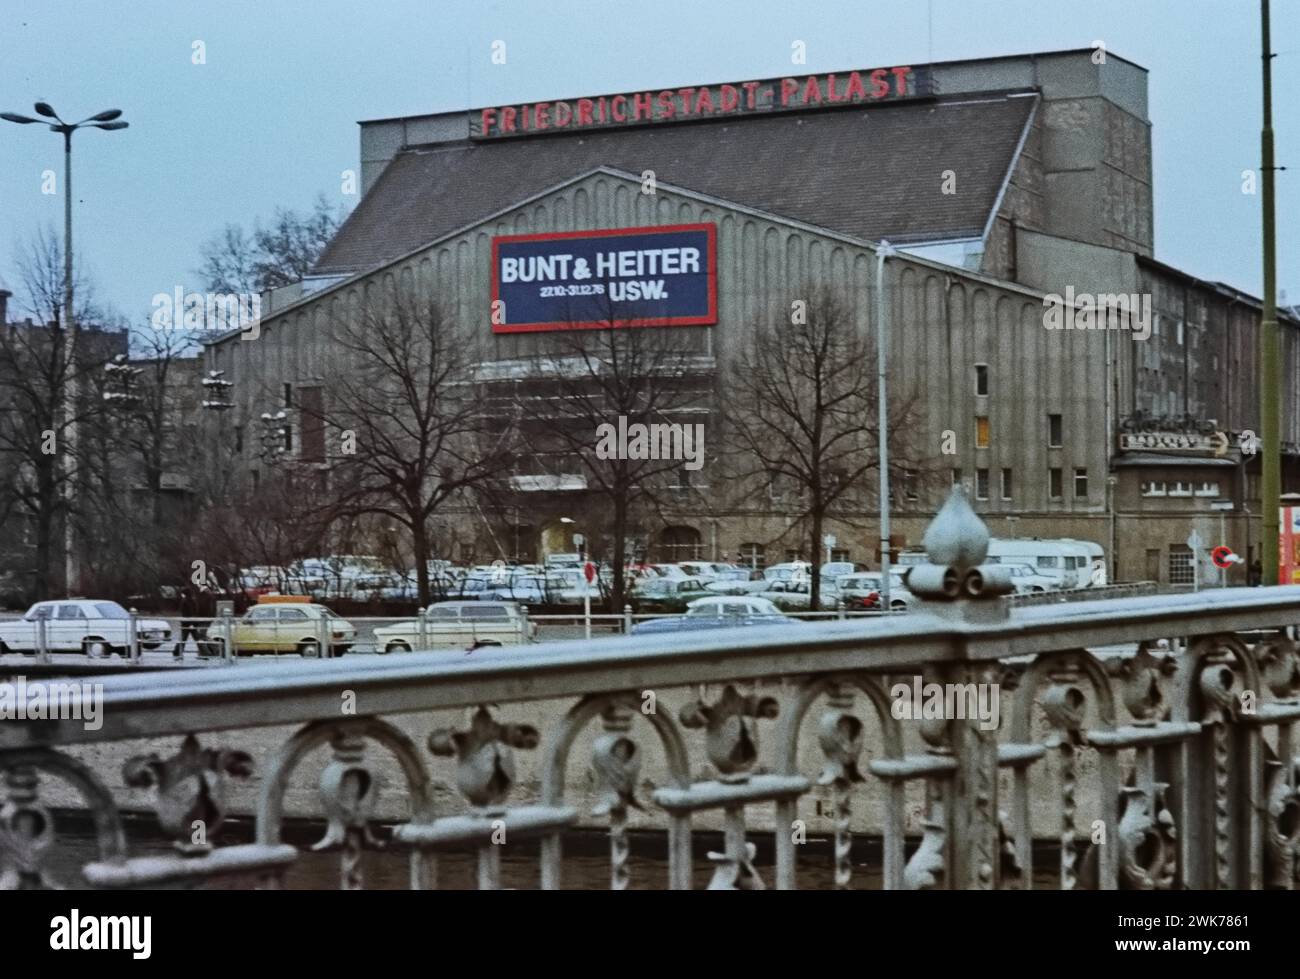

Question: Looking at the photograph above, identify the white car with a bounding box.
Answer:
[757,579,841,611]
[836,572,915,611]
[0,600,172,656]
[1006,564,1059,594]
[372,601,537,652]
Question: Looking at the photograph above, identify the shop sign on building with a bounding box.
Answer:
[491,224,717,333]
[1117,431,1224,454]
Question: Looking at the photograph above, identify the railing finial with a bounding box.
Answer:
[909,486,1012,616]
[922,485,989,570]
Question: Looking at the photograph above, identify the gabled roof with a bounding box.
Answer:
[314,92,1038,276]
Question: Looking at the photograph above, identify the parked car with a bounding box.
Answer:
[820,561,867,581]
[629,576,711,612]
[629,596,797,635]
[480,574,556,605]
[677,561,724,583]
[373,601,537,652]
[228,597,355,657]
[757,579,841,612]
[0,600,172,657]
[546,567,599,607]
[836,572,915,611]
[1006,563,1059,594]
[763,561,813,583]
[648,564,692,581]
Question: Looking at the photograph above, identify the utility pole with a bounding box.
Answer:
[1260,0,1281,584]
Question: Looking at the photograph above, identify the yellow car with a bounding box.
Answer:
[230,598,355,657]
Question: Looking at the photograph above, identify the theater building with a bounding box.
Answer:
[204,48,1300,586]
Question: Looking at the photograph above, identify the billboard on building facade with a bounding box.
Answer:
[490,224,717,333]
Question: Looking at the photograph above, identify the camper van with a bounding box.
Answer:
[985,539,1098,590]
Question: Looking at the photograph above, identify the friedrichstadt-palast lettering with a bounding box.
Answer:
[473,64,933,138]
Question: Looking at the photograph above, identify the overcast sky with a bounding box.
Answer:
[1,0,1295,326]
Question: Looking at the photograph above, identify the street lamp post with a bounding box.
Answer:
[875,240,895,610]
[1259,0,1281,584]
[2,103,129,596]
[201,370,235,486]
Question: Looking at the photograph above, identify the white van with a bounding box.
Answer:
[986,539,1084,590]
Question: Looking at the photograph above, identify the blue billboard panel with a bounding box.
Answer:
[491,224,717,333]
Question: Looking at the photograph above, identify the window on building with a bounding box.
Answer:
[974,364,989,396]
[1048,414,1063,448]
[1074,468,1088,499]
[952,468,963,488]
[1001,468,1013,501]
[975,417,990,449]
[282,424,293,453]
[1049,467,1063,499]
[1169,481,1193,497]
[298,387,325,462]
[1168,545,1194,585]
[975,468,989,500]
[234,425,244,454]
[739,543,766,572]
[903,469,919,503]
[785,549,802,563]
[283,383,293,408]
[1141,481,1167,497]
[1194,482,1221,497]
[830,549,850,563]
[1176,320,1184,345]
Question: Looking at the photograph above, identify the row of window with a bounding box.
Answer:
[953,467,1087,501]
[1140,481,1221,498]
[970,412,1065,449]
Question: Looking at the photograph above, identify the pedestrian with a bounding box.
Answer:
[173,586,204,659]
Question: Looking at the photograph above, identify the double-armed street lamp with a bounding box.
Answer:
[2,102,129,594]
[102,354,143,408]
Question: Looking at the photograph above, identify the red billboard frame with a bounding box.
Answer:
[490,223,717,334]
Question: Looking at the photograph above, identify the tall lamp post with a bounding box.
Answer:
[875,240,895,610]
[1258,0,1281,584]
[2,103,129,595]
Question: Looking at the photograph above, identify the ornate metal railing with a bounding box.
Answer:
[2,491,1299,890]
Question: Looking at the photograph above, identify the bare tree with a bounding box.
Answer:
[502,316,712,610]
[197,195,347,294]
[722,286,925,610]
[302,292,509,606]
[79,327,205,598]
[0,227,112,601]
